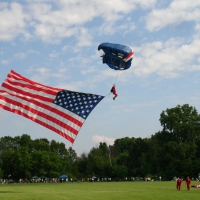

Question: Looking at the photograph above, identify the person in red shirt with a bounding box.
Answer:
[110,84,118,100]
[186,177,191,190]
[176,178,182,191]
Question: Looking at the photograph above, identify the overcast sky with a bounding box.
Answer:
[1,0,200,155]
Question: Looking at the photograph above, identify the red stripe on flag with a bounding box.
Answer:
[5,78,59,96]
[0,103,75,143]
[0,90,83,127]
[0,70,86,144]
[10,70,61,91]
[0,95,80,135]
[2,82,55,102]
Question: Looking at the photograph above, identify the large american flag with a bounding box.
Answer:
[0,70,105,143]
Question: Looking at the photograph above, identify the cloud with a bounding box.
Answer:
[92,135,115,146]
[27,0,138,42]
[27,67,69,84]
[12,49,40,62]
[81,66,97,75]
[122,101,158,113]
[35,67,50,74]
[195,23,200,31]
[76,28,92,47]
[96,20,136,37]
[56,81,86,91]
[130,37,200,78]
[1,60,9,65]
[136,0,157,9]
[0,2,31,41]
[0,0,157,43]
[82,68,118,85]
[48,51,59,59]
[146,0,200,31]
[14,52,26,59]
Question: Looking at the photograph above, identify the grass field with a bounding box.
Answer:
[0,181,200,200]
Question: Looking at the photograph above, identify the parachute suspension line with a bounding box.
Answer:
[113,74,116,86]
[114,70,124,85]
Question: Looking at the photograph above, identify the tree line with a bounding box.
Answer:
[0,104,200,181]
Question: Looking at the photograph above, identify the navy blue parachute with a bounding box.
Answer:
[98,42,134,70]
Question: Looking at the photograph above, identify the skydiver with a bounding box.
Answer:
[186,177,191,190]
[176,177,182,191]
[110,84,118,100]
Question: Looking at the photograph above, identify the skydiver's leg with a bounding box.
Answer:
[113,93,118,100]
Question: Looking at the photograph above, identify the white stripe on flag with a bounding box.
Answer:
[0,93,84,132]
[0,98,78,140]
[0,70,87,143]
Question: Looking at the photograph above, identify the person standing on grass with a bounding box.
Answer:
[176,178,182,191]
[186,177,191,190]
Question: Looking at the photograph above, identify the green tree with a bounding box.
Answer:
[46,151,62,178]
[1,149,14,178]
[111,165,128,180]
[18,134,33,152]
[86,143,112,178]
[77,152,88,178]
[0,167,3,178]
[65,147,78,178]
[160,104,200,143]
[30,150,50,176]
[13,146,31,179]
[0,136,18,154]
[33,138,50,151]
[50,140,67,157]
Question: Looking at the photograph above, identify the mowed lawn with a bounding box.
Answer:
[0,181,199,200]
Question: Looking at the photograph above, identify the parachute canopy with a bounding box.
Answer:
[98,42,134,70]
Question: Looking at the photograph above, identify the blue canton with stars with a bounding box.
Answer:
[53,90,105,119]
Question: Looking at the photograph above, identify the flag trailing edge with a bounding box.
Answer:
[0,70,105,144]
